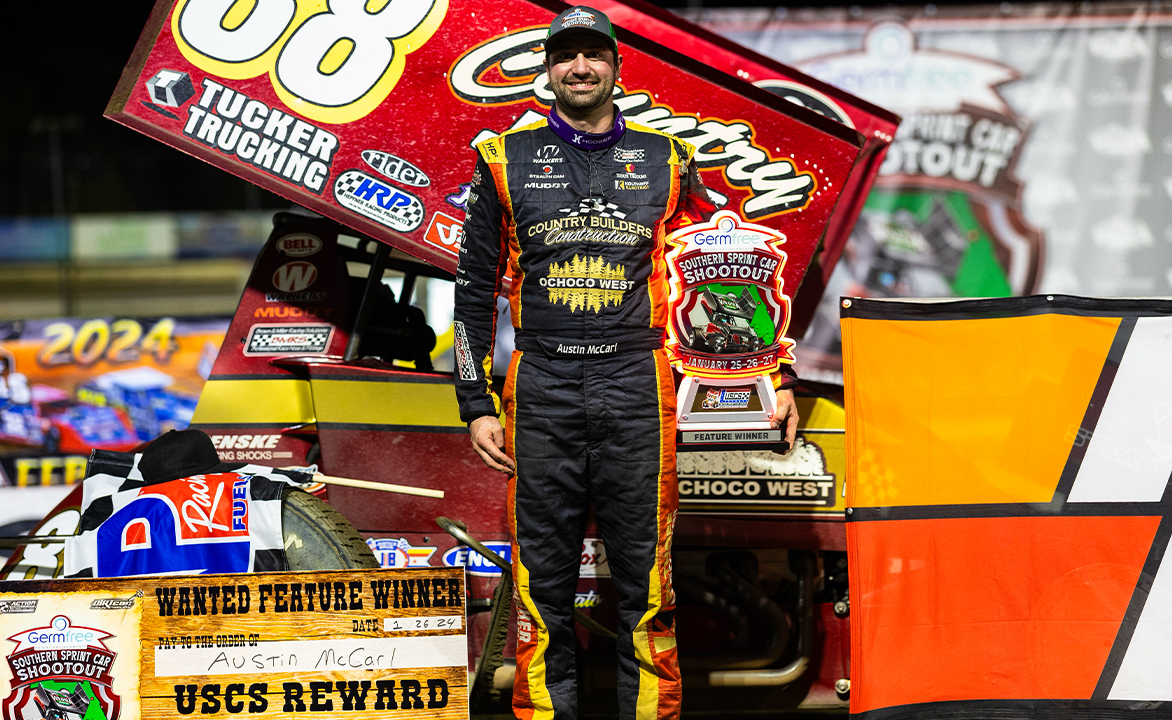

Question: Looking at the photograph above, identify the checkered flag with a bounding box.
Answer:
[64,450,310,578]
[559,198,634,220]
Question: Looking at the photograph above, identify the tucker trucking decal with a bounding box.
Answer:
[665,210,794,379]
[108,0,865,299]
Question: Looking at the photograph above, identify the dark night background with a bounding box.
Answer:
[0,0,922,218]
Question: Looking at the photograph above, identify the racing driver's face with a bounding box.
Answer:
[545,35,622,116]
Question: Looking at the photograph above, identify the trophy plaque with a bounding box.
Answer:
[665,210,796,453]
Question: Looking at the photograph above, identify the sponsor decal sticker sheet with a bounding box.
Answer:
[107,0,863,299]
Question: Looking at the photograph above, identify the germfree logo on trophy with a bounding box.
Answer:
[666,210,796,452]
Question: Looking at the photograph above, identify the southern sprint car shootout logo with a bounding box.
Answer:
[3,615,124,720]
[665,211,796,379]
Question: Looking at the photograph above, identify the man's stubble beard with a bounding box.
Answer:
[549,73,616,116]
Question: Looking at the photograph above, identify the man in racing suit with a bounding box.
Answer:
[453,7,799,719]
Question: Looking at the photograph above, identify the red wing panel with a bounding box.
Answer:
[107,0,864,302]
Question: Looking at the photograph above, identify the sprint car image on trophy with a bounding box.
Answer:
[33,684,92,720]
[687,287,766,355]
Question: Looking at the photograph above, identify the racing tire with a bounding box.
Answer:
[712,336,727,354]
[281,488,379,570]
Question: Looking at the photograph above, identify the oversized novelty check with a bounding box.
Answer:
[0,568,466,719]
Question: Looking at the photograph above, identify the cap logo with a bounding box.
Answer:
[562,8,597,27]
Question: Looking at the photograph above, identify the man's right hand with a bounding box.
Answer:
[469,416,516,476]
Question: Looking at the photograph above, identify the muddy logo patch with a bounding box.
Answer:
[3,615,122,720]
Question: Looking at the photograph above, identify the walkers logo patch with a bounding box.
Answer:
[3,614,125,720]
[538,255,633,313]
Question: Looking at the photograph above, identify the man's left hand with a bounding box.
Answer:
[772,388,799,454]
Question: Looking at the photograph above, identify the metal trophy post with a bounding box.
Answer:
[665,211,796,453]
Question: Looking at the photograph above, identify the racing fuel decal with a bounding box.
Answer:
[243,325,333,357]
[362,150,431,188]
[182,80,337,195]
[539,256,633,312]
[334,170,425,233]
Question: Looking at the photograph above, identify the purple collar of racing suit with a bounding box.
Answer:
[547,104,626,150]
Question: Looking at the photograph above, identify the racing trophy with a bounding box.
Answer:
[665,210,796,452]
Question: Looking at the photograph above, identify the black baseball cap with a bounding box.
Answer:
[546,6,619,56]
[138,429,243,485]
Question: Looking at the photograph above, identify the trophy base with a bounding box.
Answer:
[675,375,789,453]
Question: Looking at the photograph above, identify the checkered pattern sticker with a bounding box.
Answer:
[559,198,635,220]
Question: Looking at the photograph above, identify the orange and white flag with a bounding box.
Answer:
[843,295,1172,719]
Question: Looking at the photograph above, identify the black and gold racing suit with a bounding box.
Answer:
[453,111,713,720]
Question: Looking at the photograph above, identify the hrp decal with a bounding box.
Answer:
[333,170,425,233]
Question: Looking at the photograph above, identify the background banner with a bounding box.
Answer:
[694,4,1172,381]
[0,316,227,472]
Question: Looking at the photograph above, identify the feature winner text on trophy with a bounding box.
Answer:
[666,210,796,453]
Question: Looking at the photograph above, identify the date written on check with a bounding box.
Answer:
[385,615,461,632]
